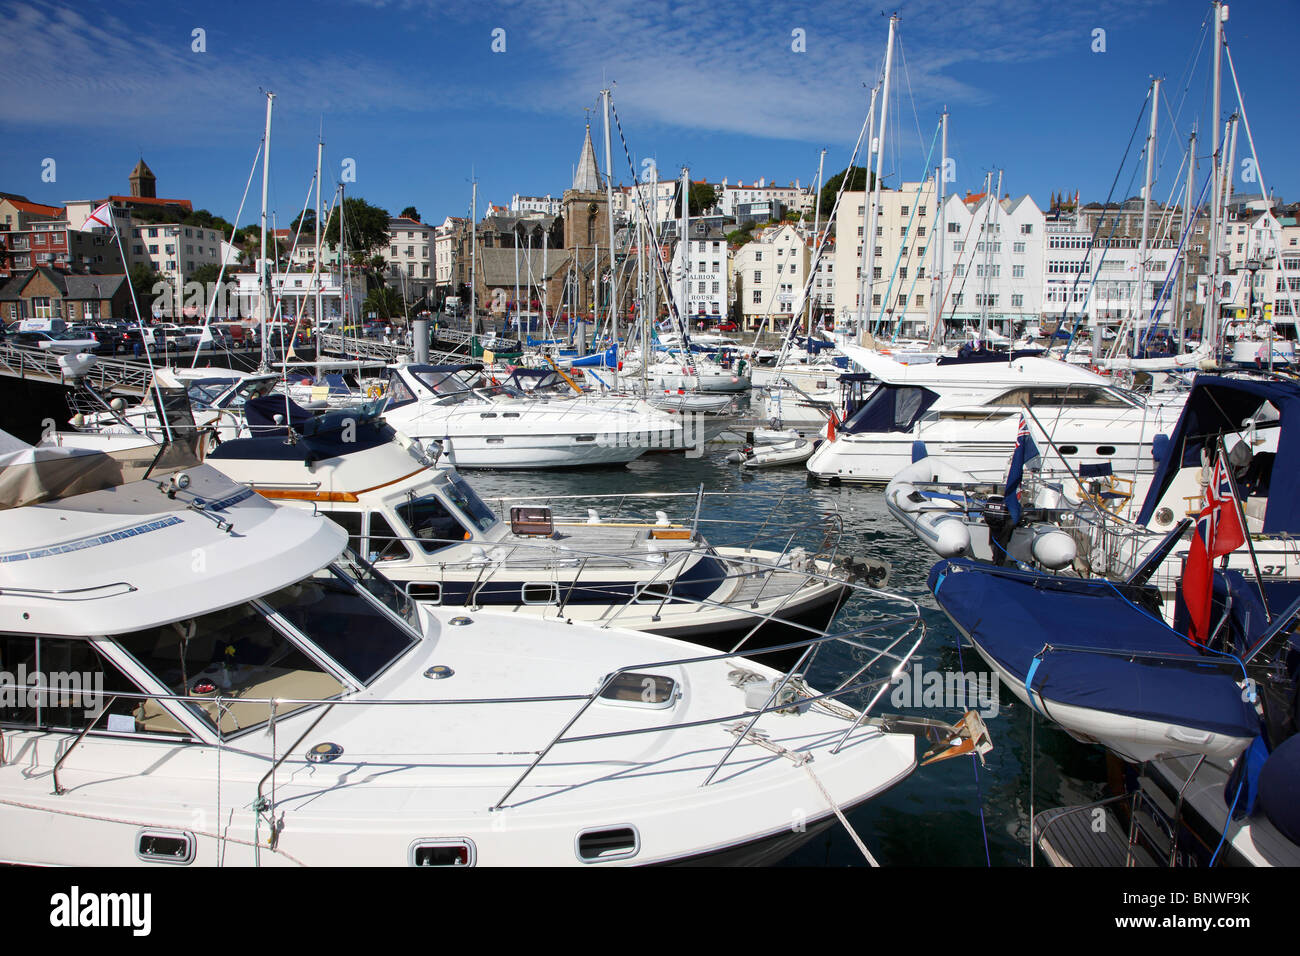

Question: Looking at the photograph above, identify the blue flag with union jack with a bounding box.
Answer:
[1005,415,1040,524]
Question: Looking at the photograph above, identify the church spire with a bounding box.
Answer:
[572,122,603,193]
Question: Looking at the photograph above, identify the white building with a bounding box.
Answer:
[833,180,937,335]
[434,216,466,290]
[1043,219,1180,331]
[232,269,358,322]
[938,192,1045,335]
[719,179,812,218]
[385,216,434,301]
[670,226,729,322]
[732,222,809,330]
[511,194,562,216]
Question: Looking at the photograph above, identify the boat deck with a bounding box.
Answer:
[1033,805,1158,867]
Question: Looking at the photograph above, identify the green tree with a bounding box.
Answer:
[400,206,420,222]
[675,182,720,217]
[128,262,164,317]
[363,285,404,320]
[820,166,876,216]
[189,263,223,287]
[324,197,391,260]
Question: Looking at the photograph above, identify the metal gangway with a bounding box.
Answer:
[0,343,153,396]
[317,331,476,367]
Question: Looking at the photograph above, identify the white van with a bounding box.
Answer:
[18,318,67,335]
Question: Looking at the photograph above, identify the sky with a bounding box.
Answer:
[1,0,1296,231]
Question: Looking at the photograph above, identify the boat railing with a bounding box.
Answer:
[367,513,858,631]
[33,588,925,825]
[1033,788,1175,868]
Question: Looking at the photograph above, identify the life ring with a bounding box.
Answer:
[367,384,385,399]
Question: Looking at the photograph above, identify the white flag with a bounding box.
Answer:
[79,201,114,231]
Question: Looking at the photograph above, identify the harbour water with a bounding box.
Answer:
[466,446,1114,866]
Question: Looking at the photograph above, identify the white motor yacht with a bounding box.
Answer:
[0,427,972,866]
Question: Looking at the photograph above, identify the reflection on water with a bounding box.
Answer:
[467,447,1111,867]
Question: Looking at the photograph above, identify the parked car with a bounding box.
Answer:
[12,330,102,353]
[716,321,739,332]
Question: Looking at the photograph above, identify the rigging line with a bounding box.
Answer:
[895,34,927,171]
[1058,87,1152,358]
[190,137,264,368]
[1157,10,1211,161]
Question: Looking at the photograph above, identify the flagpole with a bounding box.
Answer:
[1217,438,1272,622]
[101,208,172,443]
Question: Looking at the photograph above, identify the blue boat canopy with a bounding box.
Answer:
[1136,375,1300,532]
[928,559,1261,741]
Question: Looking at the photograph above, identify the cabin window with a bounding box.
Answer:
[1096,445,1116,456]
[598,672,678,706]
[1058,445,1078,455]
[440,474,499,532]
[0,635,186,737]
[385,372,416,405]
[330,511,364,554]
[396,497,470,553]
[991,386,1128,408]
[114,603,346,738]
[260,568,419,686]
[521,583,559,605]
[367,513,411,562]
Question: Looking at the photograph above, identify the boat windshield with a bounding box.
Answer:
[333,550,423,631]
[989,385,1136,408]
[261,565,420,685]
[220,376,279,409]
[113,565,420,738]
[114,600,347,739]
[439,472,499,532]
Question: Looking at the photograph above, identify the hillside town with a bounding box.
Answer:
[4,118,1297,346]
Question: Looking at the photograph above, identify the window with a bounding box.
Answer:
[1012,294,1024,307]
[901,206,909,216]
[754,250,762,261]
[947,222,960,234]
[367,513,411,562]
[753,271,761,283]
[1021,224,1033,235]
[1013,241,1026,253]
[0,635,184,737]
[113,603,346,737]
[1013,265,1025,278]
[752,290,761,304]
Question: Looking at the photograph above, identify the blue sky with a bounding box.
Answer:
[1,0,1294,231]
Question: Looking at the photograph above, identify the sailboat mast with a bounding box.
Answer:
[855,85,880,342]
[1135,76,1160,357]
[679,165,689,335]
[258,91,274,370]
[314,134,322,328]
[808,147,826,338]
[865,15,897,334]
[1207,0,1223,352]
[930,108,948,342]
[1178,129,1197,349]
[602,88,618,355]
[978,170,992,341]
[470,179,477,344]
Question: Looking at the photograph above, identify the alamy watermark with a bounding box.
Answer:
[596,412,709,459]
[0,666,105,718]
[890,664,1000,719]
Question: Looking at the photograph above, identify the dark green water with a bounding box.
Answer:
[467,447,1114,867]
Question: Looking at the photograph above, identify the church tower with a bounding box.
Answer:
[129,158,157,198]
[560,122,610,316]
